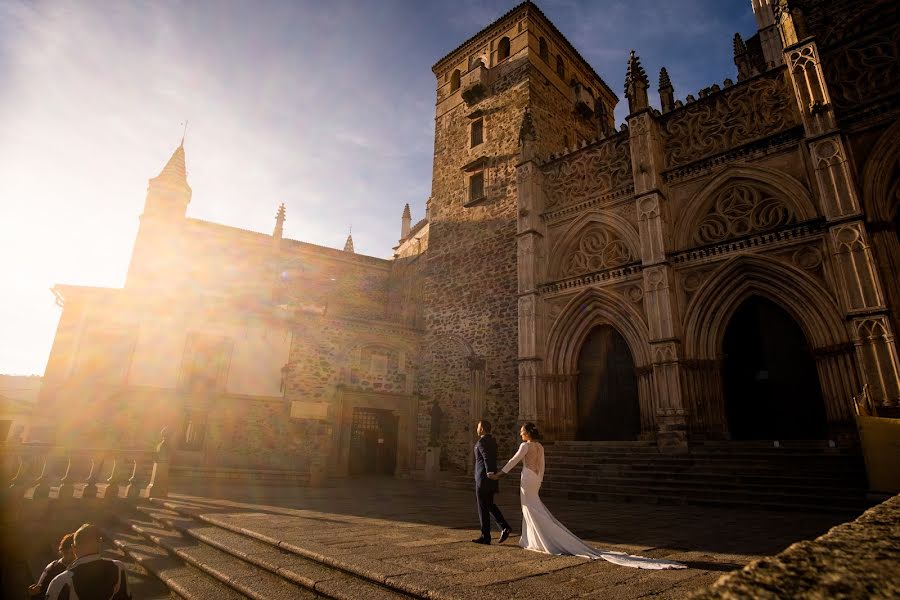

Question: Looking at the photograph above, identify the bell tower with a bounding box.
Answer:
[419,1,618,466]
[125,141,192,289]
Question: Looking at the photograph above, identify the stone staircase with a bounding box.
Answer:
[102,498,421,600]
[439,441,869,514]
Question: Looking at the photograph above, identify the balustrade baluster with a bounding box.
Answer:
[122,457,142,499]
[146,429,170,498]
[26,453,52,500]
[81,454,102,499]
[103,455,123,501]
[56,454,75,499]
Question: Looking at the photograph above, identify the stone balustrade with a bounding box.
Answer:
[3,434,170,502]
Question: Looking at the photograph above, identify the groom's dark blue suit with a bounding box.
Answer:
[474,433,510,541]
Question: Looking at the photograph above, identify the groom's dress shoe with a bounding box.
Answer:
[471,537,490,545]
[498,528,511,544]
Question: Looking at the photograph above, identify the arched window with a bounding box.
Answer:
[497,37,511,62]
[450,69,461,93]
[539,37,549,61]
[556,55,565,78]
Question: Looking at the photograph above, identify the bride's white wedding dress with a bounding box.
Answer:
[500,441,686,570]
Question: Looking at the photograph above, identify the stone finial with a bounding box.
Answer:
[733,33,747,56]
[343,230,354,253]
[401,203,411,239]
[624,50,649,114]
[658,67,675,113]
[274,203,286,240]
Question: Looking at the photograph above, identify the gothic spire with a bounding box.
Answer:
[144,139,192,219]
[658,67,675,113]
[273,203,286,240]
[154,142,188,186]
[733,33,747,56]
[401,204,411,239]
[624,50,649,114]
[343,229,354,253]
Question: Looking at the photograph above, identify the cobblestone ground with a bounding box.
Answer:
[169,478,858,599]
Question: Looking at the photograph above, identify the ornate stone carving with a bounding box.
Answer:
[626,285,644,303]
[681,270,706,293]
[812,138,843,167]
[792,246,824,270]
[662,71,800,168]
[563,224,634,277]
[824,25,900,112]
[694,183,796,245]
[831,223,866,253]
[544,135,632,210]
[637,195,660,221]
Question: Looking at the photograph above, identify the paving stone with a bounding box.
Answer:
[140,479,872,598]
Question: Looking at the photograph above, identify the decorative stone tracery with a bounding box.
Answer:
[562,224,634,277]
[695,182,797,245]
[662,70,800,168]
[544,134,632,210]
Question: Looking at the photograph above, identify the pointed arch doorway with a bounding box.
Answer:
[576,325,641,440]
[722,296,828,440]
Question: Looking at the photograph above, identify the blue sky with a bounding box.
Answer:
[0,0,755,375]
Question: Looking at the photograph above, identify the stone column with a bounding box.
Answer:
[628,98,689,450]
[516,109,549,433]
[784,36,900,408]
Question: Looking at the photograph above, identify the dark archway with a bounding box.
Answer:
[722,296,828,440]
[576,325,641,440]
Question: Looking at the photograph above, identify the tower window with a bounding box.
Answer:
[556,56,565,78]
[450,69,461,93]
[470,118,484,147]
[539,37,549,62]
[497,37,511,62]
[468,171,485,202]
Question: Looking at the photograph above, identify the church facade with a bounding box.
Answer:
[33,0,900,477]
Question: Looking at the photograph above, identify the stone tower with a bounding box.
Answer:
[125,142,192,290]
[421,1,618,469]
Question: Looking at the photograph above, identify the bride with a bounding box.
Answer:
[488,423,686,570]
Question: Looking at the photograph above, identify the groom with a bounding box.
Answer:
[472,420,511,545]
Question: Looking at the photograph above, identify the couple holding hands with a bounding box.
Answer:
[472,420,686,570]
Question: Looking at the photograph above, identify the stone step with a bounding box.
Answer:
[541,474,866,495]
[105,525,250,600]
[539,481,867,510]
[547,465,863,482]
[140,500,420,600]
[545,458,863,474]
[539,487,863,514]
[546,448,862,464]
[116,510,320,600]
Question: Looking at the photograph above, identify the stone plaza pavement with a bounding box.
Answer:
[164,478,858,599]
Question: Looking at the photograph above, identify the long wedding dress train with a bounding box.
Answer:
[500,441,687,570]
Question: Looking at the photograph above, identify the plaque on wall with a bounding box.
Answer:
[290,401,329,421]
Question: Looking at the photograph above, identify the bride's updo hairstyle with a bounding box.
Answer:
[522,422,543,441]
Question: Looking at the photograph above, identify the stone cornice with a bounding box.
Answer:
[669,221,827,266]
[538,262,642,295]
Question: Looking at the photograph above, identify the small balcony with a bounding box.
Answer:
[573,85,595,118]
[461,65,489,105]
